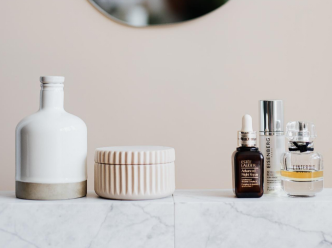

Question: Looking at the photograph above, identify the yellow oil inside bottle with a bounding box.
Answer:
[280,170,323,180]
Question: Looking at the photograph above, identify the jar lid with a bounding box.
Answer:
[94,146,175,165]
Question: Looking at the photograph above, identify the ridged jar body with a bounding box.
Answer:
[94,146,176,200]
[94,162,175,200]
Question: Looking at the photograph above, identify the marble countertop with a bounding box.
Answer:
[1,189,332,248]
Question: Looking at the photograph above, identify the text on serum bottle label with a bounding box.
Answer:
[240,160,259,188]
[263,136,282,192]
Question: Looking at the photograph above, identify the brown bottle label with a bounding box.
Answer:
[240,160,260,188]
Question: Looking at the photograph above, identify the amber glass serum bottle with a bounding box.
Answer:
[232,115,264,198]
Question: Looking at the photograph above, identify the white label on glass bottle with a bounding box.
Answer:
[259,135,285,193]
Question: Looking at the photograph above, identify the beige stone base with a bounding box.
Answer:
[16,180,87,200]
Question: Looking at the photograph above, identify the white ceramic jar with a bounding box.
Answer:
[94,146,175,200]
[15,76,87,200]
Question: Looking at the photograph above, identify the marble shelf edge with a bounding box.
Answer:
[1,189,332,248]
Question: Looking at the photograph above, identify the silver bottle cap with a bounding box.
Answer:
[286,121,316,142]
[259,100,284,134]
[238,131,257,147]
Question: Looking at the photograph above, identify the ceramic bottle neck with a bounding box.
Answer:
[39,83,64,110]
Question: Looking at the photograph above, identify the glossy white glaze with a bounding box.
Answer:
[15,77,87,184]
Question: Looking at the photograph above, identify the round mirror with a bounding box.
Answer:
[88,0,229,27]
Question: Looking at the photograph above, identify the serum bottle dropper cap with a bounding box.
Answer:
[242,114,253,132]
[238,114,257,147]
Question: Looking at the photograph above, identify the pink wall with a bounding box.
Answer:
[1,0,331,190]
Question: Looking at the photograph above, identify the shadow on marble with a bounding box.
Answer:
[174,189,332,203]
[0,191,173,204]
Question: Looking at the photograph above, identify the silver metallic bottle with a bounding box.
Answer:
[259,100,285,193]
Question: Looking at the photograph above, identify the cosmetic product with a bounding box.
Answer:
[15,76,87,200]
[94,146,175,200]
[232,115,264,198]
[259,100,285,194]
[281,121,323,197]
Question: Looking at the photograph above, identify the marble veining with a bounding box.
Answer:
[174,190,332,248]
[1,190,332,248]
[0,192,174,248]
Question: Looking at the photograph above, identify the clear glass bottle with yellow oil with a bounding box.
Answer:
[281,121,323,197]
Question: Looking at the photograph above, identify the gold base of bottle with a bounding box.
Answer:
[16,180,87,200]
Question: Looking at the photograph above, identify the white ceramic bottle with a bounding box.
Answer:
[15,76,87,200]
